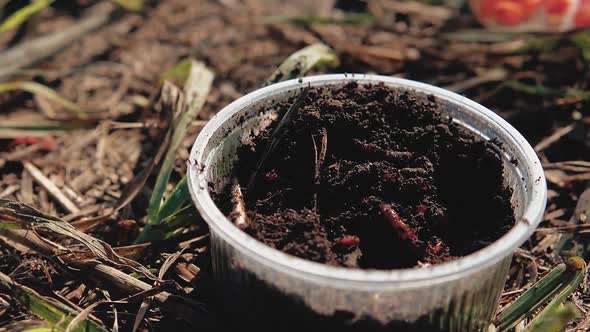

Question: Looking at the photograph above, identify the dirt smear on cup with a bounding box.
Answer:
[215,82,515,269]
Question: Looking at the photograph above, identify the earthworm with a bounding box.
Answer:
[379,203,419,244]
[352,139,413,160]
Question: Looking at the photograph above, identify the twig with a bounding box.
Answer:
[312,128,327,213]
[534,124,575,152]
[444,68,508,93]
[23,161,80,214]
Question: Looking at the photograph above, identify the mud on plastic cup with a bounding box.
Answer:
[187,74,546,331]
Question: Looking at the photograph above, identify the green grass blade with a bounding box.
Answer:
[266,43,339,85]
[156,176,189,222]
[571,31,590,62]
[138,44,339,245]
[505,80,590,100]
[135,204,198,244]
[160,58,193,84]
[0,81,84,118]
[111,0,143,12]
[524,257,586,332]
[146,60,213,224]
[0,0,55,33]
[265,13,374,26]
[0,115,85,138]
[0,272,106,332]
[495,263,567,330]
[524,303,580,332]
[504,80,561,96]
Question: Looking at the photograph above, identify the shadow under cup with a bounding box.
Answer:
[187,74,546,331]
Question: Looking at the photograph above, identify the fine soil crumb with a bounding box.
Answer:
[216,82,515,269]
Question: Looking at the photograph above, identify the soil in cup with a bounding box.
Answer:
[215,82,515,269]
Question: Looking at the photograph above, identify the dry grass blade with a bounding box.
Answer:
[0,227,206,326]
[555,187,590,257]
[534,124,576,152]
[0,272,107,332]
[0,320,56,332]
[266,43,339,85]
[66,285,168,332]
[0,82,84,118]
[75,85,176,229]
[131,250,183,332]
[0,0,55,33]
[23,162,80,214]
[0,199,156,279]
[247,87,309,191]
[146,60,213,225]
[0,2,116,81]
[444,68,508,93]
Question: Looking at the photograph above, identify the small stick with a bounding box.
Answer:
[312,128,328,214]
[230,180,249,230]
[23,161,80,214]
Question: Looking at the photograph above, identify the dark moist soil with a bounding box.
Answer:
[218,82,515,270]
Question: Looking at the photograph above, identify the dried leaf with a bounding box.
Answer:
[266,43,339,85]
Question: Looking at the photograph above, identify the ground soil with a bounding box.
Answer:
[222,82,516,269]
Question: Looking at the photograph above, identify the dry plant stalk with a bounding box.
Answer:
[230,180,249,230]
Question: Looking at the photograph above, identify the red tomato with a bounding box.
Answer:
[574,0,590,27]
[521,0,543,13]
[546,0,570,14]
[479,0,498,18]
[494,1,528,25]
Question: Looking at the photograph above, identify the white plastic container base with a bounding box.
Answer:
[187,74,546,332]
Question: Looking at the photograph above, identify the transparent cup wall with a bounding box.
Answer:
[188,75,546,332]
[469,0,590,31]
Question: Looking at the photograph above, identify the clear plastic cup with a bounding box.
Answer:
[187,74,546,331]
